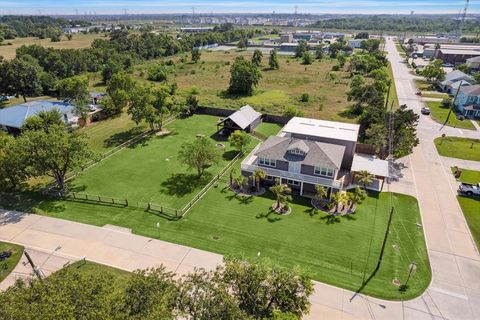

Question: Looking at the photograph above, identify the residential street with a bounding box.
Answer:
[1,38,480,319]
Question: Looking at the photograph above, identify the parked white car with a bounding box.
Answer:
[458,183,480,196]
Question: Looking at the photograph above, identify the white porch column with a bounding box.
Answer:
[300,181,304,196]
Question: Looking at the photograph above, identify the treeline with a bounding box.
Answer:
[0,26,261,101]
[0,258,312,320]
[346,40,419,158]
[0,16,89,41]
[310,16,480,33]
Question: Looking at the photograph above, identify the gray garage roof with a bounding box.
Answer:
[0,100,75,129]
[255,136,345,170]
[222,105,261,130]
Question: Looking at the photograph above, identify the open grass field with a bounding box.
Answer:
[0,242,24,283]
[69,114,246,209]
[8,187,430,300]
[415,79,436,91]
[457,196,480,249]
[0,33,105,60]
[427,101,475,130]
[434,136,480,161]
[132,51,353,122]
[81,112,147,153]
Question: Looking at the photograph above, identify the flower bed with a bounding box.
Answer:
[311,198,356,216]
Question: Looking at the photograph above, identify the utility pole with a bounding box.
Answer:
[443,80,463,128]
[404,262,416,287]
[24,251,43,281]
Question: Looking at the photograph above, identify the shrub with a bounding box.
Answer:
[441,97,452,108]
[189,86,200,95]
[299,93,310,102]
[147,65,169,82]
[457,114,465,121]
[190,69,196,75]
[331,65,340,71]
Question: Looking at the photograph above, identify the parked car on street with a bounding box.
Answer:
[458,182,480,196]
[421,107,430,115]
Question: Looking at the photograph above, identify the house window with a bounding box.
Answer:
[314,167,334,178]
[289,148,305,155]
[265,175,274,181]
[259,157,276,167]
[287,179,300,186]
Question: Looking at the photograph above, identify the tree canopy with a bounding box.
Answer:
[228,56,262,95]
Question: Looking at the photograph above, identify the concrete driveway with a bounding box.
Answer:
[1,39,480,319]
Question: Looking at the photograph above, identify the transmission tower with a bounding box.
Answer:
[294,5,298,15]
[459,0,470,35]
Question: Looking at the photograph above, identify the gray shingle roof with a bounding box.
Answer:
[255,136,345,170]
[223,105,261,130]
[460,84,480,96]
[445,70,473,83]
[467,56,480,63]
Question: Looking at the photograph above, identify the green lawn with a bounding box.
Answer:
[457,196,480,249]
[421,92,449,99]
[81,112,147,153]
[415,79,435,91]
[434,136,480,161]
[0,242,24,283]
[59,260,131,289]
[254,122,283,138]
[5,187,430,300]
[70,114,244,209]
[387,62,399,108]
[427,102,475,130]
[451,167,480,184]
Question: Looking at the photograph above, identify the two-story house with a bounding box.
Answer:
[241,117,389,196]
[455,84,480,118]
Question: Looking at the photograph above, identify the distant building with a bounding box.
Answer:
[455,85,480,118]
[348,39,364,49]
[0,100,78,134]
[280,33,293,43]
[180,27,214,33]
[437,49,480,65]
[280,42,299,52]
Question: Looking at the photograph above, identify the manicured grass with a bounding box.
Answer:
[0,33,105,60]
[457,196,480,249]
[1,187,430,300]
[58,260,131,289]
[0,242,24,283]
[434,136,480,161]
[451,167,480,184]
[133,51,353,121]
[415,79,435,91]
[427,102,475,130]
[254,122,283,138]
[81,112,147,153]
[421,92,449,99]
[386,62,399,108]
[70,115,245,208]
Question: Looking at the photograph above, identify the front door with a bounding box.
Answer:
[288,162,301,173]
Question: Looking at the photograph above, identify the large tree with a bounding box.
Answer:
[103,72,135,115]
[0,132,31,189]
[0,55,43,102]
[191,48,201,63]
[269,49,280,70]
[251,49,263,67]
[295,40,309,58]
[178,137,220,177]
[421,59,446,82]
[16,124,93,193]
[228,56,262,95]
[55,76,90,117]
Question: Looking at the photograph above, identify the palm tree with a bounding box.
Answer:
[314,185,328,202]
[355,170,374,189]
[269,183,292,211]
[347,187,367,210]
[252,169,266,192]
[331,192,347,213]
[235,175,248,193]
[229,168,237,187]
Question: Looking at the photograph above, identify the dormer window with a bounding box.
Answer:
[289,148,305,156]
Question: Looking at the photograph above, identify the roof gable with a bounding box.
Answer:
[225,105,261,130]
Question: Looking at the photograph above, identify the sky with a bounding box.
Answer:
[0,0,479,15]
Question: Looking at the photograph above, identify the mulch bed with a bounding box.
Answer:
[230,184,266,197]
[271,203,292,215]
[311,198,356,216]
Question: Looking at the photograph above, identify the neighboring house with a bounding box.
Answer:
[466,56,480,71]
[455,85,480,118]
[439,70,475,94]
[241,117,389,196]
[348,39,364,49]
[217,105,262,134]
[0,100,78,134]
